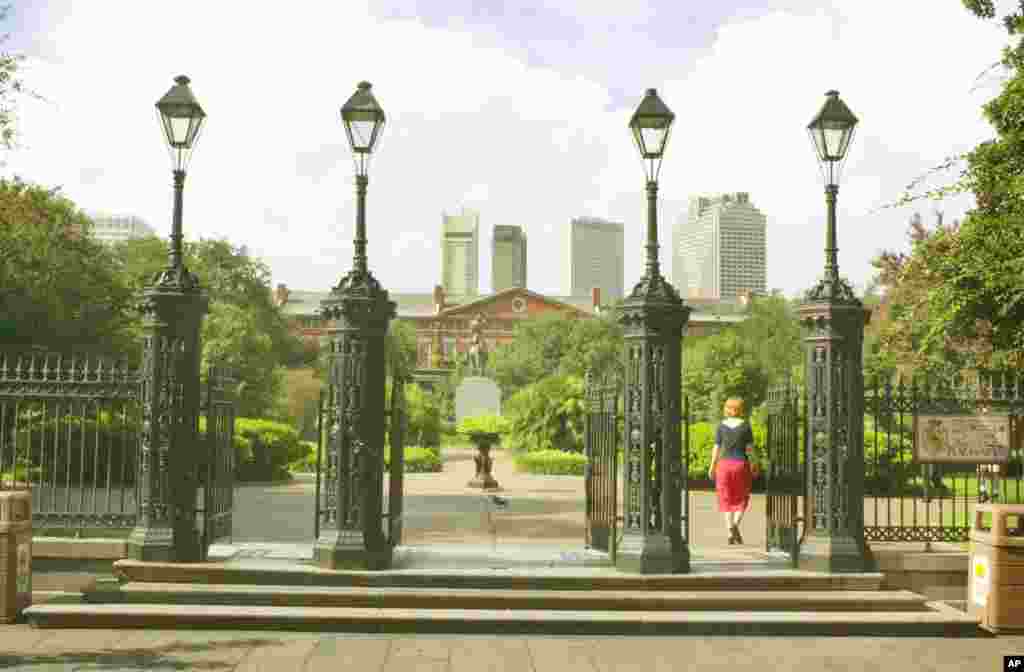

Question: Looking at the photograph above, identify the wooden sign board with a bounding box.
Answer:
[914,414,1011,464]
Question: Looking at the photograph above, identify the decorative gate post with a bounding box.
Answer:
[616,88,691,574]
[314,80,395,571]
[798,291,870,572]
[127,75,209,563]
[617,282,690,574]
[798,90,871,572]
[315,286,395,570]
[128,275,208,562]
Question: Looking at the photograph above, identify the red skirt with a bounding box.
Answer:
[715,459,752,512]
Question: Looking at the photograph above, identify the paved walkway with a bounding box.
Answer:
[234,446,771,553]
[11,445,982,671]
[1,628,1022,671]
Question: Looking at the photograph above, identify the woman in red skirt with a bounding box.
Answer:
[708,398,759,544]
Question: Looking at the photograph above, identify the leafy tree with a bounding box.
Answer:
[201,300,284,418]
[111,236,305,417]
[0,4,47,154]
[489,311,623,400]
[504,374,586,454]
[868,2,1024,370]
[681,295,803,422]
[0,178,137,357]
[385,319,418,382]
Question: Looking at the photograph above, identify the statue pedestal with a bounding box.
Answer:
[454,376,501,422]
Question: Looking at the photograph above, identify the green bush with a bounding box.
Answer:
[385,445,443,473]
[207,417,304,482]
[504,375,585,453]
[0,457,42,484]
[287,440,318,473]
[514,449,587,475]
[863,415,917,495]
[405,384,443,448]
[8,408,136,486]
[456,413,512,438]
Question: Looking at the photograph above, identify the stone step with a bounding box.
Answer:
[23,601,982,636]
[88,583,930,612]
[111,559,887,592]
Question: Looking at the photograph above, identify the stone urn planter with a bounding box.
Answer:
[465,431,501,490]
[456,414,511,492]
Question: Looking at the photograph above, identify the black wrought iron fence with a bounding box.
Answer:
[0,353,141,530]
[864,371,1024,543]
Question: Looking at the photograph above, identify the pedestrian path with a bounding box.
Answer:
[2,626,1019,671]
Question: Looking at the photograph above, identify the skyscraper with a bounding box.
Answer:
[86,213,157,245]
[672,192,767,300]
[491,225,527,292]
[441,208,480,299]
[566,217,624,302]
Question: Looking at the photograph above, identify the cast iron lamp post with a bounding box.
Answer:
[798,90,871,571]
[615,89,691,573]
[128,75,210,562]
[315,81,398,570]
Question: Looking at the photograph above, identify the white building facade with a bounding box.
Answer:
[87,214,157,245]
[672,192,766,300]
[491,224,527,292]
[566,217,624,301]
[442,209,480,299]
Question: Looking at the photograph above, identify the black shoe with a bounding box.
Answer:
[728,536,737,545]
[731,526,743,545]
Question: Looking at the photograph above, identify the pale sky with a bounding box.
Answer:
[2,0,1012,299]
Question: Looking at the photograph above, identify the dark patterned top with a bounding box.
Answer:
[716,421,754,461]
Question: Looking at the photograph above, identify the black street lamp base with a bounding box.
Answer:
[314,530,392,570]
[126,526,175,563]
[798,533,870,573]
[615,532,689,574]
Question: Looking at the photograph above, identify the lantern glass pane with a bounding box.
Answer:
[641,126,669,156]
[810,127,826,160]
[347,119,377,151]
[823,126,846,159]
[169,117,192,146]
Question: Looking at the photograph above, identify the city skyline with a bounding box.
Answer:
[1,1,1006,300]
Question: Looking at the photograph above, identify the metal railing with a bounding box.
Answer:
[0,353,141,530]
[863,371,1024,543]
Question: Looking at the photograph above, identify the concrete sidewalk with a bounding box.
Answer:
[2,627,1022,671]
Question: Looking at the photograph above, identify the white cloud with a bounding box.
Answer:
[1,0,1009,301]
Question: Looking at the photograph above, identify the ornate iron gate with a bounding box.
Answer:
[765,382,805,566]
[585,370,620,559]
[382,375,405,548]
[199,365,235,558]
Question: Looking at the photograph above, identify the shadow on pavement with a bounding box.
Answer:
[0,636,284,670]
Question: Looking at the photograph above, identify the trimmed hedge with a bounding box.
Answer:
[286,439,442,475]
[386,445,443,473]
[514,449,587,475]
[199,416,304,483]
